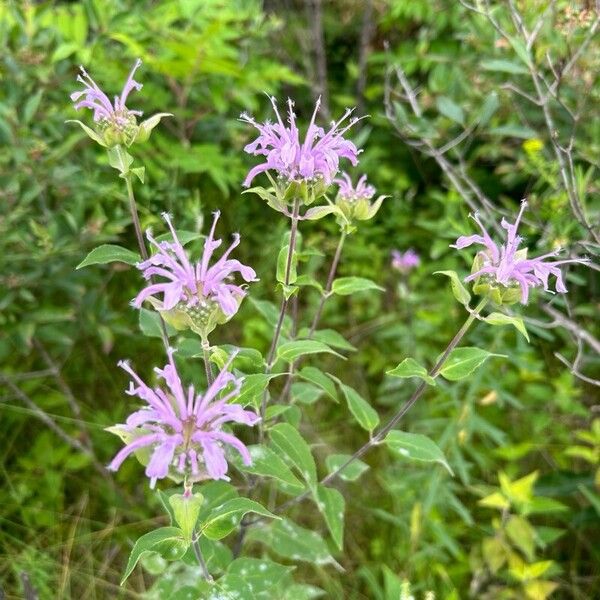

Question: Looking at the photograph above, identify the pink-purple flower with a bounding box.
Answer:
[133,212,257,321]
[391,249,421,272]
[335,173,375,202]
[108,350,259,488]
[241,96,361,188]
[71,59,143,125]
[452,201,589,304]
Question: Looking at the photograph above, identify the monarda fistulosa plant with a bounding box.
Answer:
[71,59,590,597]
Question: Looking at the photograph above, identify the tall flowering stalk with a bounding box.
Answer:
[70,58,172,349]
[242,97,364,429]
[452,201,589,304]
[107,350,259,489]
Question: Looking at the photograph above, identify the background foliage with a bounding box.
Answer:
[0,0,598,598]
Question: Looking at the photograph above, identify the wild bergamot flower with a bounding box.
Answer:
[133,212,257,338]
[108,349,259,488]
[452,201,589,304]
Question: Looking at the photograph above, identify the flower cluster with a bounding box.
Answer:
[108,350,259,488]
[452,201,589,304]
[71,59,143,146]
[335,173,375,202]
[241,96,361,190]
[332,172,385,231]
[133,211,257,337]
[70,58,170,148]
[391,249,420,273]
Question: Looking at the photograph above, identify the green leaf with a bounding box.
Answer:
[226,558,293,598]
[434,270,471,307]
[66,119,107,147]
[480,59,528,74]
[201,498,278,540]
[282,584,326,599]
[131,166,145,184]
[237,445,304,491]
[309,328,356,352]
[298,367,338,402]
[506,515,536,561]
[276,340,343,363]
[269,423,317,486]
[76,244,140,269]
[169,493,204,542]
[436,96,464,125]
[107,145,134,174]
[315,485,345,550]
[484,312,530,342]
[235,373,280,411]
[384,430,453,475]
[121,527,187,584]
[303,205,342,220]
[267,519,335,565]
[478,92,500,126]
[277,244,298,286]
[387,358,435,386]
[440,347,504,381]
[331,276,384,296]
[139,308,175,338]
[338,382,379,432]
[325,454,369,482]
[291,382,323,405]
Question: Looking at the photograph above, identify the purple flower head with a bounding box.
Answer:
[71,59,143,127]
[240,96,362,188]
[70,59,170,147]
[451,201,589,304]
[133,212,257,331]
[335,173,376,202]
[391,249,421,272]
[108,349,259,488]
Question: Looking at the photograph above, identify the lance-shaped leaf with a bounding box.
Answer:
[263,519,337,566]
[315,485,345,550]
[121,527,187,585]
[336,381,379,432]
[387,358,435,386]
[200,498,278,540]
[385,430,453,475]
[235,445,304,491]
[331,276,384,296]
[483,312,529,342]
[439,347,505,381]
[325,453,369,482]
[276,340,343,363]
[269,423,317,487]
[77,244,140,269]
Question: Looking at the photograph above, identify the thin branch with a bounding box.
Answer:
[1,375,108,477]
[555,353,600,388]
